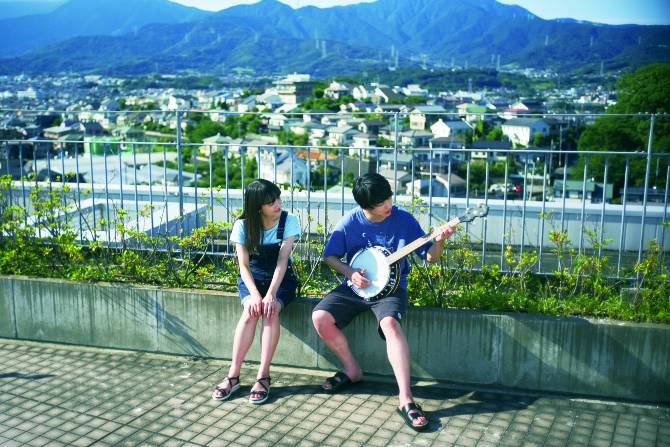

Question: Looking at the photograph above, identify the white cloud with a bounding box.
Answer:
[170,0,373,12]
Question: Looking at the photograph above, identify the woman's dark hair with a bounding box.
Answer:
[352,173,392,210]
[240,179,281,254]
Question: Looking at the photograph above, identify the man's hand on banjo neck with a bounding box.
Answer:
[426,223,455,263]
[434,223,456,243]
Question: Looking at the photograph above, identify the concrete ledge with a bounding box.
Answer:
[2,275,669,403]
[0,277,16,338]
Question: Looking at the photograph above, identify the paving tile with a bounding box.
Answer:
[0,340,668,447]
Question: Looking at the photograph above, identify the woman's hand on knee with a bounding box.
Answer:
[247,294,263,318]
[262,293,280,318]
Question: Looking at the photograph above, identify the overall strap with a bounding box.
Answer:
[276,211,288,241]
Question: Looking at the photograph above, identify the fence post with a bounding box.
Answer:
[637,114,655,271]
[393,111,399,200]
[176,110,184,234]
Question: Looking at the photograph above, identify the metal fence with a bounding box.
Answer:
[1,109,668,278]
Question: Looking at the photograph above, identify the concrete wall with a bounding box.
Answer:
[2,275,669,403]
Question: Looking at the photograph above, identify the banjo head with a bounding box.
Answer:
[348,246,391,300]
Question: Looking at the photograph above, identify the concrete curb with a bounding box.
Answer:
[2,275,669,403]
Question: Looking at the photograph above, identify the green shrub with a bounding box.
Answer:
[1,176,668,323]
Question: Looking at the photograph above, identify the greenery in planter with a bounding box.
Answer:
[1,175,668,323]
[407,225,669,323]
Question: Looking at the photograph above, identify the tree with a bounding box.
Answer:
[277,130,308,146]
[473,120,490,140]
[532,131,548,147]
[186,116,226,143]
[485,127,504,141]
[576,64,670,194]
[611,64,670,115]
[310,164,339,191]
[195,153,258,189]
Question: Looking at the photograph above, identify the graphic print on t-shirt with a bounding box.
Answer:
[362,232,395,251]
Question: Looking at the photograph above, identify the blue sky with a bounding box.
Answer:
[172,0,670,25]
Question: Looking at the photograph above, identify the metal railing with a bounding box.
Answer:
[1,109,668,278]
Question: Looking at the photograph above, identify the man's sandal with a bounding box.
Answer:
[322,371,354,393]
[211,376,240,401]
[396,402,429,431]
[249,376,271,405]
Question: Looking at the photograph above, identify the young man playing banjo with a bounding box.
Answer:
[312,172,455,431]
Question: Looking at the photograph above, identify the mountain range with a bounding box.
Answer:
[0,0,209,57]
[0,0,65,20]
[1,0,668,76]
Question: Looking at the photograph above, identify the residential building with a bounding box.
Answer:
[402,84,428,97]
[502,118,550,147]
[456,103,489,123]
[351,133,377,151]
[352,85,371,101]
[553,179,614,203]
[357,119,385,135]
[259,150,309,186]
[409,105,447,130]
[166,95,192,111]
[326,125,357,146]
[236,96,257,113]
[324,81,353,100]
[399,129,433,148]
[470,140,511,161]
[406,173,467,197]
[43,125,72,140]
[430,119,470,139]
[372,87,402,104]
[274,74,315,105]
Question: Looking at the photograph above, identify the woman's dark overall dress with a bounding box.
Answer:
[237,211,298,306]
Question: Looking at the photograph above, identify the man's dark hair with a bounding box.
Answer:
[353,173,392,209]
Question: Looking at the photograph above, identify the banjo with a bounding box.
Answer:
[347,204,489,301]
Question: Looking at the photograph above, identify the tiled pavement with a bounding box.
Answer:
[0,339,668,446]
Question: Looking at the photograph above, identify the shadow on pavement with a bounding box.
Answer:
[0,372,56,380]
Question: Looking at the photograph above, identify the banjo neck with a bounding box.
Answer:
[384,216,461,265]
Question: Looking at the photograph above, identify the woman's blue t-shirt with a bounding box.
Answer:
[231,213,301,246]
[323,205,432,289]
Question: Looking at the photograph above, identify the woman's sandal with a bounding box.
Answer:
[396,402,429,431]
[211,376,240,401]
[249,376,271,405]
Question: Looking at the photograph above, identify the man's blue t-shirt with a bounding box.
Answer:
[323,205,432,289]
